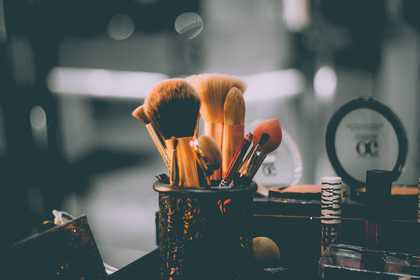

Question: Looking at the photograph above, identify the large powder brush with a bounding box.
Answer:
[145,79,201,187]
[187,73,246,180]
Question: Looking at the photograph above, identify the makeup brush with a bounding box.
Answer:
[220,133,253,187]
[187,73,246,180]
[145,79,201,187]
[222,87,245,177]
[238,133,270,179]
[132,105,169,169]
[245,119,282,181]
[190,135,222,187]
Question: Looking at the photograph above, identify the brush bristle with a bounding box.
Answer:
[198,135,221,169]
[132,105,150,124]
[187,74,246,123]
[253,119,282,154]
[224,87,245,125]
[145,79,200,139]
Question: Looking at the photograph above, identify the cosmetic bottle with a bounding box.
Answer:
[320,176,342,256]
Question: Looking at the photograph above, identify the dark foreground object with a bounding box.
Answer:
[8,215,106,280]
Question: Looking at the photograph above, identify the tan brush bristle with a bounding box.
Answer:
[222,87,245,176]
[144,79,200,139]
[253,119,282,154]
[187,73,246,180]
[131,105,169,169]
[132,105,149,123]
[197,135,222,174]
[187,74,246,124]
[145,79,201,187]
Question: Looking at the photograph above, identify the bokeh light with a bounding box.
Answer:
[107,14,135,41]
[314,66,337,101]
[174,12,204,39]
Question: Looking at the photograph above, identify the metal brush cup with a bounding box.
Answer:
[154,181,257,280]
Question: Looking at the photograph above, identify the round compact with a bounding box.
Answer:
[325,97,408,193]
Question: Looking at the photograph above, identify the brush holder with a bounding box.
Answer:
[154,181,257,280]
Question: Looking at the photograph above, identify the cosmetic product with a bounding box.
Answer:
[239,119,282,183]
[145,79,201,187]
[320,176,342,256]
[359,169,394,272]
[252,236,281,268]
[238,133,270,180]
[220,133,253,187]
[364,169,393,250]
[222,87,245,177]
[325,97,407,200]
[190,135,222,186]
[187,73,246,180]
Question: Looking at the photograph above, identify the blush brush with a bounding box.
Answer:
[242,119,283,182]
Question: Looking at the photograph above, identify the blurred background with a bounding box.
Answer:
[1,0,420,269]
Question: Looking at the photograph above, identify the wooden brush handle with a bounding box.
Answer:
[248,152,268,180]
[222,124,244,177]
[204,122,223,180]
[238,144,259,176]
[165,138,178,186]
[146,123,169,169]
[221,136,251,186]
[190,143,211,187]
[176,137,200,188]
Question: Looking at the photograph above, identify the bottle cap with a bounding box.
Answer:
[321,176,342,185]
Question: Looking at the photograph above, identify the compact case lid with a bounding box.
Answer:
[325,97,408,190]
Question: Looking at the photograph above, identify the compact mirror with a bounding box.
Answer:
[326,97,408,191]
